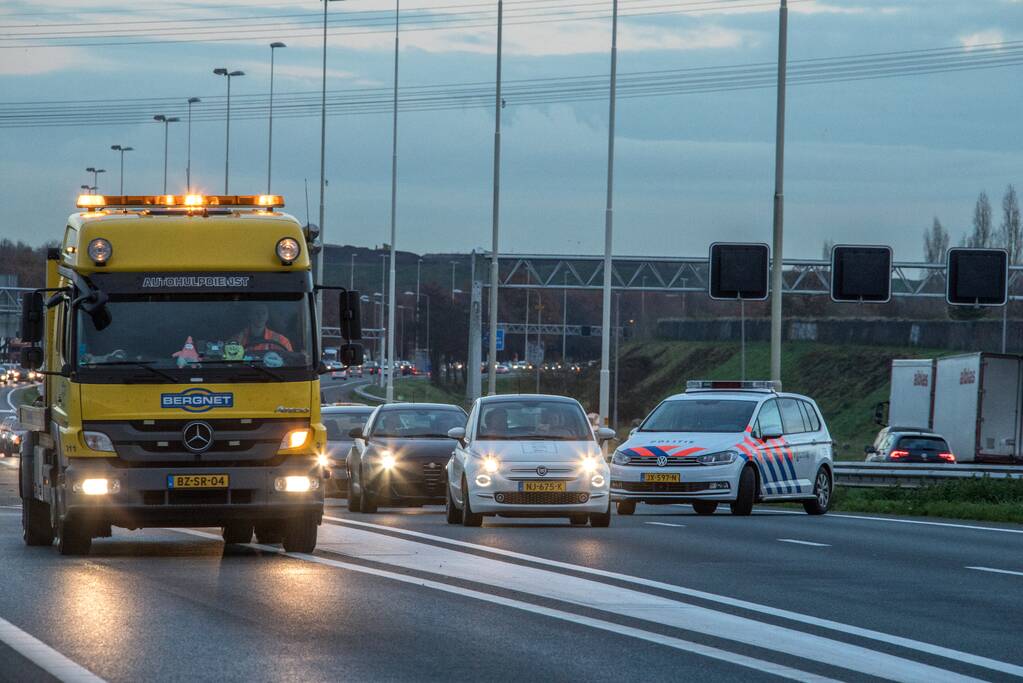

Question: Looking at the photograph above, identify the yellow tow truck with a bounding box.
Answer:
[18,193,363,555]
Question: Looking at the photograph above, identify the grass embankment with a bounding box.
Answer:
[362,378,463,405]
[11,384,40,408]
[830,478,1023,524]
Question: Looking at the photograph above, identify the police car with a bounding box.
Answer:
[610,381,833,516]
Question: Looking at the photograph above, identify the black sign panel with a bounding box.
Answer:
[946,248,1008,306]
[709,243,770,300]
[830,245,892,303]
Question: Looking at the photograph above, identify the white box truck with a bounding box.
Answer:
[931,353,1021,463]
[887,359,936,430]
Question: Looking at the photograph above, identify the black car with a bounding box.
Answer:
[321,404,375,497]
[865,427,956,463]
[347,403,468,513]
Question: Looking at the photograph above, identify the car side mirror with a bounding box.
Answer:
[596,427,616,443]
[864,445,876,454]
[447,427,466,446]
[761,429,783,440]
[348,426,363,439]
[339,290,363,342]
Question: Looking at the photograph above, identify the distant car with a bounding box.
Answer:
[321,404,375,496]
[865,427,955,463]
[0,416,22,457]
[364,361,381,376]
[446,394,616,527]
[347,403,469,513]
[610,381,835,516]
[495,363,510,375]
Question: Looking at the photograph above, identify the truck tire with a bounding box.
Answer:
[254,521,285,545]
[803,467,831,516]
[616,500,636,515]
[729,466,755,516]
[58,517,92,556]
[692,501,718,515]
[22,499,54,547]
[222,523,253,545]
[282,516,318,553]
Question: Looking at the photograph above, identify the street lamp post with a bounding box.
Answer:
[769,0,789,384]
[380,254,388,390]
[213,67,245,194]
[486,0,504,395]
[599,0,619,430]
[350,253,356,289]
[386,0,400,402]
[153,115,180,194]
[414,258,422,351]
[450,261,458,302]
[109,146,133,195]
[267,42,287,193]
[85,167,106,193]
[186,97,200,191]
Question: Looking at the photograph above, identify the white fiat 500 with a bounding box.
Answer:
[610,381,834,516]
[446,395,616,527]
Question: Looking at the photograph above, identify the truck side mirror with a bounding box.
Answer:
[340,290,363,341]
[20,346,43,371]
[20,292,44,344]
[339,343,364,368]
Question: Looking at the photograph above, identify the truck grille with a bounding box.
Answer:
[494,492,589,505]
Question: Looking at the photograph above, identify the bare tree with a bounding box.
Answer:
[969,191,993,248]
[1000,184,1022,264]
[923,217,949,263]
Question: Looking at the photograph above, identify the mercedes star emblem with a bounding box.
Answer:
[536,465,548,477]
[656,455,668,467]
[182,421,214,454]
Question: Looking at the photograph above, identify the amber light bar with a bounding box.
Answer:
[76,194,284,209]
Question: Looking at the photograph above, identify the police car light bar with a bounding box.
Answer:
[686,380,781,392]
[76,194,285,209]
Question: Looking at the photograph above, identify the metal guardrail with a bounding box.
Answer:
[834,462,1023,488]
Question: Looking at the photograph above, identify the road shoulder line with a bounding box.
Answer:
[0,615,106,683]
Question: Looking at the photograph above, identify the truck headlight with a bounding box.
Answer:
[612,449,630,465]
[276,237,301,265]
[74,478,120,495]
[280,429,310,450]
[696,450,738,466]
[274,476,319,492]
[83,431,115,452]
[87,238,113,265]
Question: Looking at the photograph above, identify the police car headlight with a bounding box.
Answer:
[696,450,739,466]
[276,237,301,265]
[87,238,113,265]
[611,449,630,465]
[82,431,115,452]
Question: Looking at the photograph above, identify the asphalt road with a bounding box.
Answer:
[319,374,375,405]
[1,438,1022,683]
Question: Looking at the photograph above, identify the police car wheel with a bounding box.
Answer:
[803,467,831,515]
[692,501,718,515]
[616,500,636,516]
[729,466,755,516]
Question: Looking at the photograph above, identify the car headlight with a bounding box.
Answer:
[475,474,492,487]
[591,474,606,487]
[481,455,500,474]
[696,450,738,466]
[579,456,601,475]
[82,431,115,452]
[612,449,630,465]
[379,451,397,469]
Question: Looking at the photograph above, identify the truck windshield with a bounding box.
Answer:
[640,399,757,433]
[76,294,313,378]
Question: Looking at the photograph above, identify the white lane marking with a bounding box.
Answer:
[778,539,831,547]
[310,523,977,682]
[966,566,1023,578]
[173,530,837,683]
[0,616,107,683]
[646,522,685,528]
[328,517,1023,679]
[0,504,22,509]
[1,459,19,470]
[753,507,1023,535]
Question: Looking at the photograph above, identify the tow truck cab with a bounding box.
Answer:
[18,193,363,555]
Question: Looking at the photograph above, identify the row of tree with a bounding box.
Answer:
[924,185,1021,264]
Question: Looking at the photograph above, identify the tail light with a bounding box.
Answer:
[939,452,956,463]
[890,450,909,459]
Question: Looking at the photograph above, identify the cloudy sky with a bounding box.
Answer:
[1,0,1020,260]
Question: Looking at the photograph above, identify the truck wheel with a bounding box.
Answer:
[803,468,832,516]
[282,517,318,553]
[589,500,612,527]
[22,499,54,547]
[445,482,461,524]
[616,500,636,515]
[729,467,755,516]
[692,501,718,515]
[222,523,253,545]
[460,477,483,527]
[254,522,285,545]
[58,517,92,556]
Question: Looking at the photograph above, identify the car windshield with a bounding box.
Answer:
[477,400,593,441]
[640,399,757,433]
[323,411,373,440]
[77,294,313,374]
[897,436,948,451]
[371,408,466,438]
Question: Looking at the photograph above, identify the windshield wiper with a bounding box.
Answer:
[194,359,285,382]
[85,360,178,383]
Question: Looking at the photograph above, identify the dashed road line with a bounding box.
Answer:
[646,521,685,528]
[966,566,1023,578]
[0,615,107,683]
[753,507,1023,534]
[778,539,831,547]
